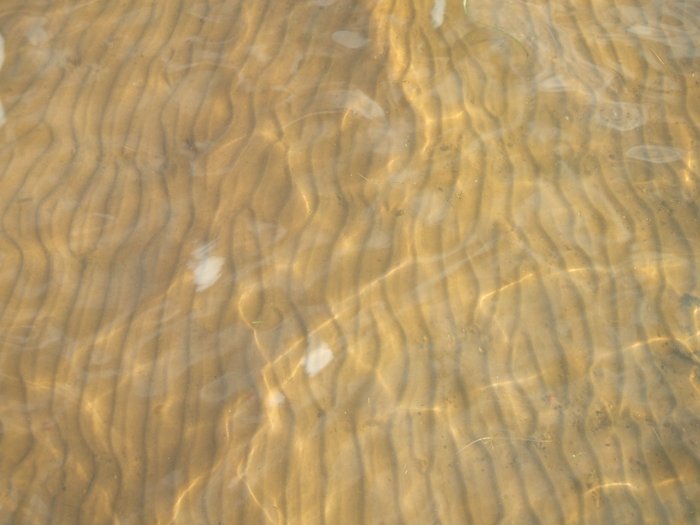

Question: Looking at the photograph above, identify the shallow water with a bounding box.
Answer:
[0,0,699,523]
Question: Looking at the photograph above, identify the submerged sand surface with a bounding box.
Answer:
[0,0,699,523]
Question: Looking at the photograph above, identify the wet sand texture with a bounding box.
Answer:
[0,0,699,523]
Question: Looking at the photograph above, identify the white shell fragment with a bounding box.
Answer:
[303,342,334,377]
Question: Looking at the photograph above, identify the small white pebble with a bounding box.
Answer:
[431,0,446,28]
[189,244,224,291]
[192,256,223,291]
[303,342,334,377]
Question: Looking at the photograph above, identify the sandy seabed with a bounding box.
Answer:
[0,0,699,523]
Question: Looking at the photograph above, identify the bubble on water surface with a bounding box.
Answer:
[332,30,367,49]
[267,390,286,407]
[594,101,645,131]
[625,145,684,164]
[344,89,385,120]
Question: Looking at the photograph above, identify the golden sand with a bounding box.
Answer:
[0,0,698,522]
